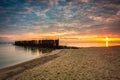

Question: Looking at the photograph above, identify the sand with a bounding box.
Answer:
[0,47,120,80]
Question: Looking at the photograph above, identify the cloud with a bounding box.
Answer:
[0,0,120,39]
[79,0,90,2]
[116,10,120,15]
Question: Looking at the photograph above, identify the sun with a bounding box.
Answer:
[105,37,109,41]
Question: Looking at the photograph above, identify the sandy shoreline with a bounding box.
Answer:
[0,47,120,80]
[0,49,63,80]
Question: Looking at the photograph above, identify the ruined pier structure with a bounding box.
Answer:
[14,39,59,48]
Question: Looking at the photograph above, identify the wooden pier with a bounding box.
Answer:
[14,39,59,48]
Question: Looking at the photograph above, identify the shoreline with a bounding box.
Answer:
[0,47,120,80]
[8,47,120,80]
[0,49,63,80]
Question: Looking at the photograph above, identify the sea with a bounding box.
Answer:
[0,43,45,69]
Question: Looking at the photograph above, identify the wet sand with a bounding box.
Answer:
[0,47,120,80]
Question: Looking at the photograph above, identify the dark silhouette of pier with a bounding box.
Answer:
[14,39,79,49]
[14,39,59,48]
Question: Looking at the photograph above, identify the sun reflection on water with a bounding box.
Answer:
[105,37,109,47]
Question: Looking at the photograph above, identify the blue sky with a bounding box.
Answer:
[0,0,120,41]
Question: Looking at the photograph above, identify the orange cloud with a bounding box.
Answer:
[80,0,89,2]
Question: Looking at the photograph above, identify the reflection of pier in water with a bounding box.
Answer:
[23,46,54,55]
[15,45,54,56]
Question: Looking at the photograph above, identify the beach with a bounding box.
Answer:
[0,47,120,80]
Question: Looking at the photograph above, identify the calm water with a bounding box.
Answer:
[0,44,52,69]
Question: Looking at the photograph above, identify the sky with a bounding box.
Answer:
[0,0,120,44]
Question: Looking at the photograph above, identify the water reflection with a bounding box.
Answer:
[15,46,54,55]
[106,41,109,47]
